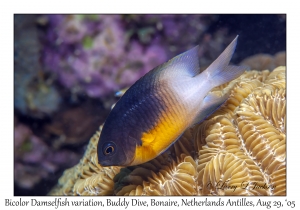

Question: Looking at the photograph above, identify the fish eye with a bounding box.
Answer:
[102,142,116,156]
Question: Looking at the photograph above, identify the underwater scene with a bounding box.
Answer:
[14,14,286,196]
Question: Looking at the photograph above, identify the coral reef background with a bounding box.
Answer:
[49,66,286,196]
[14,14,286,195]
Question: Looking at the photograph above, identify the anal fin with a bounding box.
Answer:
[192,91,229,125]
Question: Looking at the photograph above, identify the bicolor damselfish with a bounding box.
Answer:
[97,36,246,166]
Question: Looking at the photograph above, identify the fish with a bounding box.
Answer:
[97,35,246,166]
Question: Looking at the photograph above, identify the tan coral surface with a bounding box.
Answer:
[49,66,286,196]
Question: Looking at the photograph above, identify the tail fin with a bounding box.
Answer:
[199,35,247,88]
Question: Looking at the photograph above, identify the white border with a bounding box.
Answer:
[1,1,298,210]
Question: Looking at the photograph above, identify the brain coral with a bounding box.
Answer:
[49,66,286,196]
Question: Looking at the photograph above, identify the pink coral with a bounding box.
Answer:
[43,15,168,98]
[14,123,80,189]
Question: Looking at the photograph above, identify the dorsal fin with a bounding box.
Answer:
[168,45,200,77]
[158,45,200,78]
